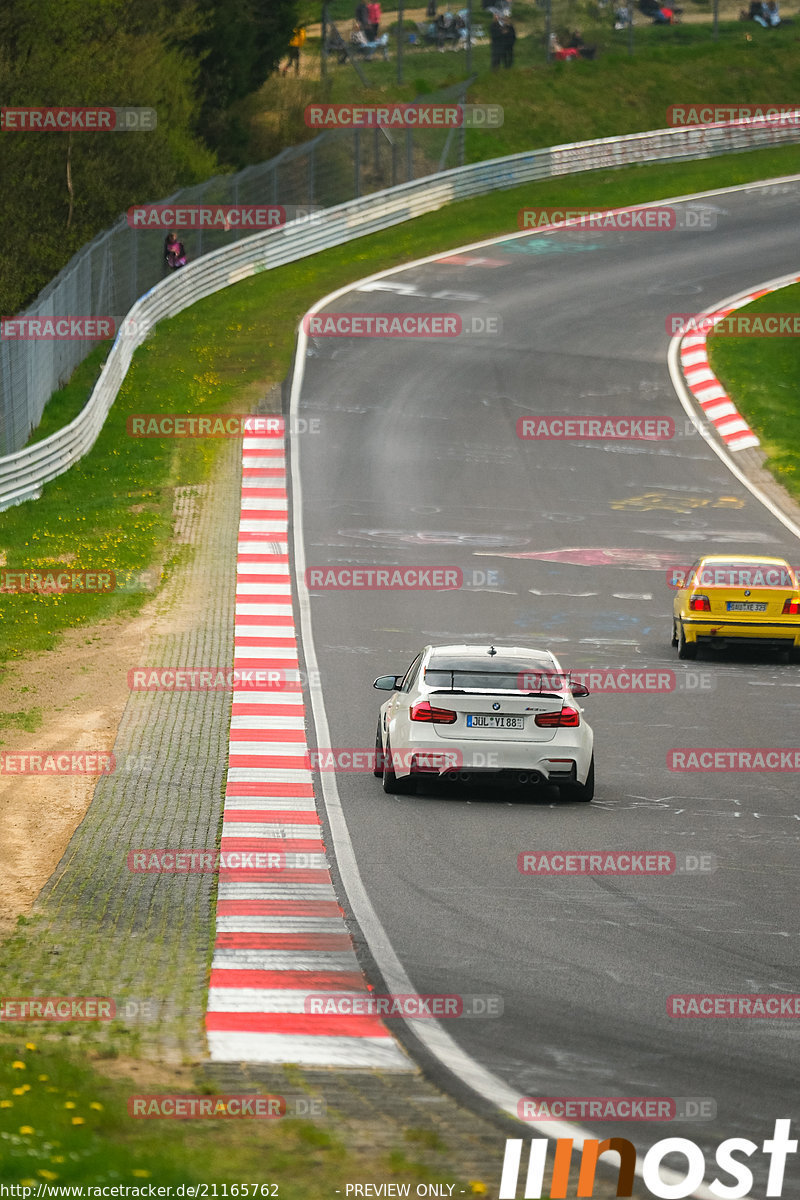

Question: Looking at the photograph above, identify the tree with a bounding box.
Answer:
[188,0,299,149]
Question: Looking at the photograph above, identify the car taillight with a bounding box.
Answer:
[782,598,800,615]
[409,700,457,724]
[689,594,711,612]
[535,706,580,728]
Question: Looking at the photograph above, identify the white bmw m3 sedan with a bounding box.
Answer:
[373,644,595,801]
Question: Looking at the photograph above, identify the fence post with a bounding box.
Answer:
[465,0,473,74]
[354,129,361,197]
[321,2,329,80]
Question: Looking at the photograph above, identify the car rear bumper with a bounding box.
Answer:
[681,617,800,646]
[390,732,592,784]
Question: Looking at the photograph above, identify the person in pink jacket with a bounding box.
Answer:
[366,0,382,39]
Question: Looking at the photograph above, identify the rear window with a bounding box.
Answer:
[696,561,796,589]
[425,653,554,691]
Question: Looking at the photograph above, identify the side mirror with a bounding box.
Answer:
[570,682,590,698]
[373,675,401,691]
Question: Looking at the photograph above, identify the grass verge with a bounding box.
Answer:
[0,1038,482,1192]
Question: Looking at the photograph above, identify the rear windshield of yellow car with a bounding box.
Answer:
[694,561,797,589]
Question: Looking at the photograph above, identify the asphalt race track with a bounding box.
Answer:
[292,179,800,1195]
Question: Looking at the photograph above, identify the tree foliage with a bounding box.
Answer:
[0,0,299,312]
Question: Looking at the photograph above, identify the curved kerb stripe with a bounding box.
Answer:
[205,422,410,1069]
[679,271,800,452]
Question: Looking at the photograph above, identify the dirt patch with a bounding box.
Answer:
[0,600,162,935]
[0,472,231,936]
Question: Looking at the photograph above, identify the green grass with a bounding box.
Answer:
[250,8,800,163]
[707,283,800,504]
[0,709,42,743]
[1,142,798,671]
[1,1038,478,1191]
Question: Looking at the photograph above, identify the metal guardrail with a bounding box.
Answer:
[1,117,798,510]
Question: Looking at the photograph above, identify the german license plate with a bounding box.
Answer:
[466,714,524,729]
[727,602,767,612]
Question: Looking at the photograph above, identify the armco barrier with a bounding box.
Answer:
[1,117,798,510]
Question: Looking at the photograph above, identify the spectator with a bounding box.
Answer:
[351,21,390,58]
[568,28,598,56]
[427,0,437,14]
[614,4,631,27]
[282,24,306,75]
[490,13,505,67]
[740,0,781,21]
[501,17,517,65]
[366,0,381,39]
[164,232,187,271]
[355,1,369,33]
[435,11,457,48]
[549,31,579,57]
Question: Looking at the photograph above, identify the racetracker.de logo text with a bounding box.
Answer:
[517,417,674,440]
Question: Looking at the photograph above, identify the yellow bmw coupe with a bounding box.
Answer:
[672,555,800,660]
